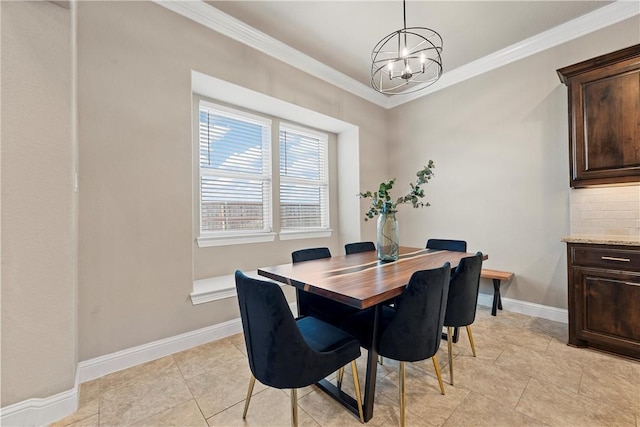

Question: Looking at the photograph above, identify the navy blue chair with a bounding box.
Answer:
[426,239,467,252]
[291,247,332,263]
[344,241,376,255]
[426,239,468,343]
[340,264,451,427]
[291,248,359,325]
[235,271,364,426]
[443,252,484,385]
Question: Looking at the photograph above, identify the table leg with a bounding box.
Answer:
[492,279,501,316]
[295,289,304,317]
[312,304,380,422]
[441,328,460,343]
[362,304,381,422]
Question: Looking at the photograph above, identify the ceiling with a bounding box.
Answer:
[150,0,640,107]
[208,1,612,87]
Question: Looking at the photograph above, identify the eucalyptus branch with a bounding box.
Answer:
[358,161,435,221]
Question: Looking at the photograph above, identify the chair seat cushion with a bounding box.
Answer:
[297,316,361,355]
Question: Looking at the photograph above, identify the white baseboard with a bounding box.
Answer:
[0,386,78,427]
[2,297,565,427]
[1,317,241,427]
[477,292,568,323]
[77,317,240,383]
[77,302,298,383]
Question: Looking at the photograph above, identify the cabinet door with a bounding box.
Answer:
[569,69,640,186]
[573,267,640,357]
[558,44,640,187]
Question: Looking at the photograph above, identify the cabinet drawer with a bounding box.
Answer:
[571,246,640,272]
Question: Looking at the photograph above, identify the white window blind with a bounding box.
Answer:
[199,101,272,236]
[279,124,329,230]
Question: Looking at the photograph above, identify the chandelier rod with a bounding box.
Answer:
[403,0,407,47]
[402,0,408,53]
[403,0,407,30]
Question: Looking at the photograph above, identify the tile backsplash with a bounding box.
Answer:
[570,185,640,236]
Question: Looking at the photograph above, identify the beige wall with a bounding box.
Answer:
[1,1,76,406]
[3,0,638,410]
[389,17,639,308]
[77,1,388,360]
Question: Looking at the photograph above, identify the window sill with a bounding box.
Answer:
[197,232,276,247]
[191,270,285,305]
[279,229,333,241]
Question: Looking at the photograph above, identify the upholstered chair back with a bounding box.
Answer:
[378,263,451,362]
[444,253,484,328]
[426,239,467,252]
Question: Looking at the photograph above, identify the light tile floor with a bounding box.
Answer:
[52,306,640,426]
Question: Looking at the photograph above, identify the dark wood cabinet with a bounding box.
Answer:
[566,242,640,359]
[557,45,640,187]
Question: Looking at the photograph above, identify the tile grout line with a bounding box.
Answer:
[439,386,471,427]
[170,354,210,425]
[52,307,640,426]
[513,376,552,426]
[576,365,585,397]
[513,375,532,411]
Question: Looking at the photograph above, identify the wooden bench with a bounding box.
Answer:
[481,269,514,316]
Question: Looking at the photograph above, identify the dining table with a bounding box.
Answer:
[257,246,487,422]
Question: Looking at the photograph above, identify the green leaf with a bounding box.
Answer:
[358,161,435,220]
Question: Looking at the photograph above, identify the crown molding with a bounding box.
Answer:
[154,0,639,110]
[153,0,388,106]
[385,0,640,108]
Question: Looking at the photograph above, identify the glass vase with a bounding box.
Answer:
[377,210,399,261]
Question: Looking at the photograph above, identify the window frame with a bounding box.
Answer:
[196,100,276,247]
[278,122,332,240]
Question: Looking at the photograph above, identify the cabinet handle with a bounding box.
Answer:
[626,282,640,287]
[601,256,630,262]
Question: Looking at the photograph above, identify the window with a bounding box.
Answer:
[279,124,330,238]
[197,101,273,246]
[195,98,333,246]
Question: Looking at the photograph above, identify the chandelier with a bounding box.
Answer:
[371,0,443,95]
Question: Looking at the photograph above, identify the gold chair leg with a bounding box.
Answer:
[242,375,256,419]
[337,366,345,389]
[399,361,406,427]
[447,326,454,386]
[291,388,298,427]
[432,356,445,395]
[351,361,365,423]
[466,325,477,357]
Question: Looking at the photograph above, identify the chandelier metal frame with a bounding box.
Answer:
[370,0,443,95]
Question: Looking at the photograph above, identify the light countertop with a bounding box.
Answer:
[561,234,640,246]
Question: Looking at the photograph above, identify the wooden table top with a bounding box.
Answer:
[258,247,486,309]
